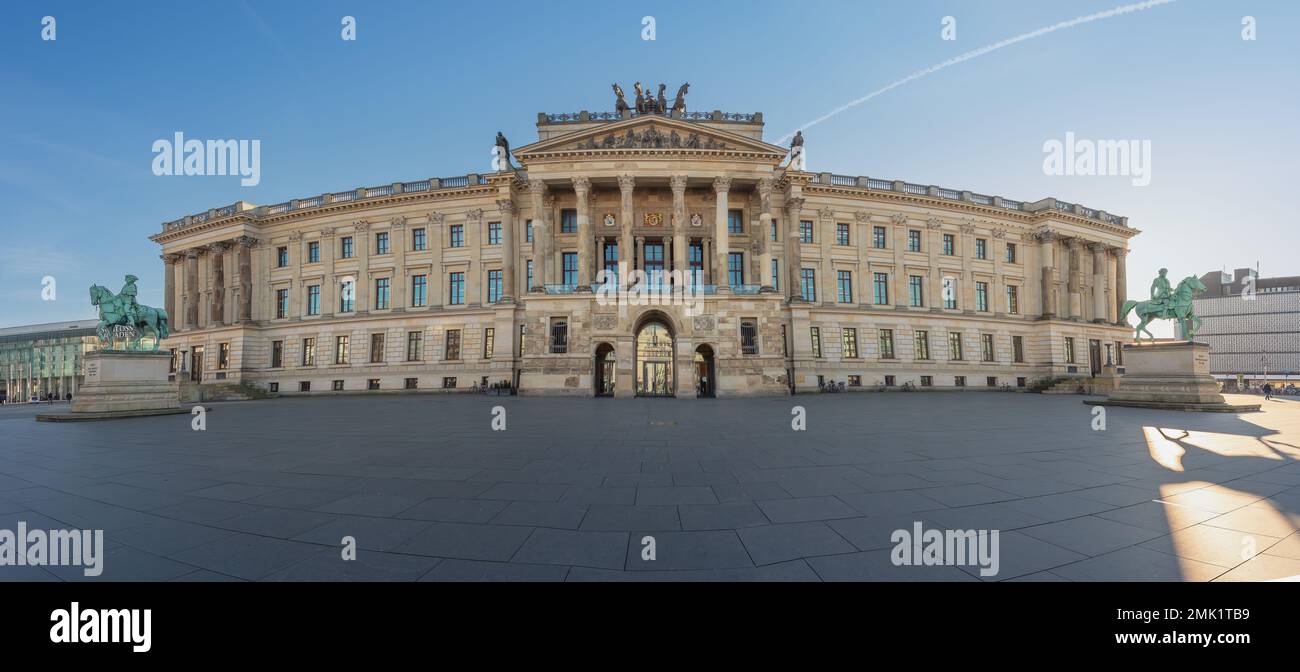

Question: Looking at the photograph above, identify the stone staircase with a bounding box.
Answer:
[179,381,276,403]
[1040,373,1121,396]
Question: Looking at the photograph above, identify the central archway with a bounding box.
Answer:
[634,319,675,397]
[594,343,615,397]
[694,344,716,398]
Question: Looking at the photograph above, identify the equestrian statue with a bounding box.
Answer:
[1120,268,1206,342]
[89,274,170,351]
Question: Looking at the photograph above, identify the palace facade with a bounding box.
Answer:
[149,99,1138,398]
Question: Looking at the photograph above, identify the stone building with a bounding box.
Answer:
[0,320,100,402]
[1192,267,1300,387]
[149,95,1138,397]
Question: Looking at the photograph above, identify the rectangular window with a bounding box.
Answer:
[800,268,816,302]
[562,252,578,288]
[644,243,665,287]
[341,236,354,259]
[483,327,495,360]
[987,376,998,387]
[526,260,534,291]
[219,342,231,369]
[370,333,385,363]
[770,220,778,242]
[550,318,568,354]
[412,228,426,251]
[1013,335,1024,363]
[561,209,577,234]
[884,375,896,387]
[300,381,311,392]
[1005,243,1017,264]
[407,331,422,362]
[445,329,461,360]
[771,259,779,291]
[1065,337,1076,363]
[411,274,427,307]
[519,324,526,356]
[943,277,958,310]
[374,278,390,310]
[848,375,861,387]
[603,242,619,282]
[873,272,889,305]
[335,335,349,364]
[879,329,895,359]
[306,284,320,316]
[981,333,995,362]
[976,281,989,312]
[975,239,987,260]
[799,220,814,244]
[375,232,389,255]
[689,243,704,287]
[873,226,887,249]
[1007,285,1019,314]
[302,338,316,366]
[842,328,859,359]
[308,241,320,263]
[836,222,850,246]
[942,234,955,256]
[949,332,964,361]
[837,270,853,303]
[448,272,465,305]
[405,378,418,390]
[811,327,822,358]
[908,230,922,252]
[921,375,933,387]
[442,377,457,389]
[739,319,758,355]
[909,275,924,307]
[728,209,744,235]
[277,246,288,267]
[449,224,464,248]
[275,288,289,318]
[526,220,534,243]
[915,331,930,360]
[333,379,344,391]
[488,221,501,245]
[368,379,380,390]
[728,252,744,287]
[339,279,355,313]
[955,375,966,387]
[487,270,503,303]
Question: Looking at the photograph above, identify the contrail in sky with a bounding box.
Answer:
[778,0,1179,144]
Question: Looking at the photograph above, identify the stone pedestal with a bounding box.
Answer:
[70,351,180,414]
[1087,341,1259,412]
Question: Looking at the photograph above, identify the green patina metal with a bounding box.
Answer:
[1120,269,1206,342]
[89,275,171,351]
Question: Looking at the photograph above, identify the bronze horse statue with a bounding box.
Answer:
[89,284,170,351]
[1120,275,1206,342]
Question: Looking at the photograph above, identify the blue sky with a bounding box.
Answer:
[2,0,1297,333]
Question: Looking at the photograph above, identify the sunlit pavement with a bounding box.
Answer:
[1,392,1298,582]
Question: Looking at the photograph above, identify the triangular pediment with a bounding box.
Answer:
[514,115,788,162]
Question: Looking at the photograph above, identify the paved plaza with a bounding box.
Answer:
[2,392,1299,582]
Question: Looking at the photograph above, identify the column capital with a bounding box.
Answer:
[426,211,445,226]
[496,199,519,216]
[185,248,201,260]
[527,179,547,196]
[668,175,688,193]
[784,196,805,215]
[619,174,638,192]
[286,231,302,243]
[1112,246,1129,258]
[1034,228,1057,243]
[1088,241,1107,254]
[466,208,484,223]
[757,177,774,196]
[1067,237,1084,250]
[819,206,835,222]
[354,219,370,232]
[206,241,232,253]
[391,215,407,229]
[925,217,943,230]
[712,175,732,194]
[571,176,592,194]
[854,210,872,223]
[319,228,334,239]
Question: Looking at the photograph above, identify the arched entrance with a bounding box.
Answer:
[694,345,716,398]
[634,319,675,397]
[594,343,615,397]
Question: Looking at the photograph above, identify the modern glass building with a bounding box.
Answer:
[0,320,101,403]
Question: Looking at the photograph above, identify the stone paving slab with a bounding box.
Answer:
[1,393,1299,581]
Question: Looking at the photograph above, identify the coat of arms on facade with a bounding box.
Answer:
[643,212,664,227]
[603,213,617,227]
[689,213,703,227]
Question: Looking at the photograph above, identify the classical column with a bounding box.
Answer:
[1106,246,1119,323]
[785,197,805,299]
[572,176,592,291]
[465,209,482,304]
[1090,242,1108,322]
[758,178,775,291]
[355,221,370,314]
[927,218,943,312]
[527,181,548,291]
[1114,247,1128,324]
[818,206,833,303]
[185,249,200,329]
[713,176,731,291]
[317,230,333,318]
[208,242,228,325]
[428,212,445,306]
[1037,229,1056,318]
[392,217,407,310]
[961,222,976,313]
[892,213,908,307]
[1067,238,1083,320]
[992,230,1006,315]
[286,233,301,320]
[495,200,517,302]
[669,175,688,286]
[635,236,645,282]
[621,175,638,288]
[162,254,176,327]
